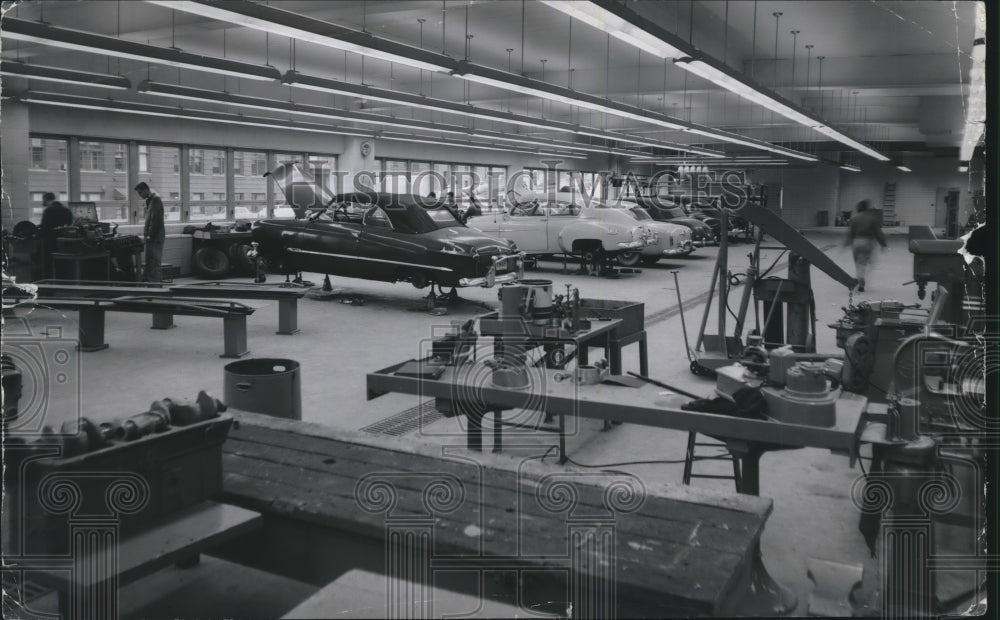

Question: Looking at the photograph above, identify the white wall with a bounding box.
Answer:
[749,165,841,229]
[838,157,975,227]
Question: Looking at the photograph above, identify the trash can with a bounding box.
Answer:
[816,210,829,227]
[224,358,301,420]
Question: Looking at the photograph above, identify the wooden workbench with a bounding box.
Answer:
[220,410,773,617]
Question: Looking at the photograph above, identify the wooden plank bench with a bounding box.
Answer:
[9,295,256,358]
[30,280,305,335]
[220,411,773,617]
[31,501,261,619]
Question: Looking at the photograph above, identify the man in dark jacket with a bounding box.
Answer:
[845,199,887,292]
[135,182,165,282]
[38,192,74,277]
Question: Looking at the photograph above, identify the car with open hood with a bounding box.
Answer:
[251,164,522,291]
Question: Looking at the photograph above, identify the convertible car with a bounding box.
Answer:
[252,165,522,292]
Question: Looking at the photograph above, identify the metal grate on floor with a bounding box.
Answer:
[360,400,445,436]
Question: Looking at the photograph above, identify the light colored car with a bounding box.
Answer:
[608,203,694,266]
[465,199,655,263]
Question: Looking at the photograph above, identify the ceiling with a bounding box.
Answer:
[0,0,980,162]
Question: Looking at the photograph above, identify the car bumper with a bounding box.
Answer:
[617,240,646,249]
[458,253,523,287]
[663,240,695,255]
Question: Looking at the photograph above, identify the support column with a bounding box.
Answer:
[0,101,31,228]
[339,137,377,192]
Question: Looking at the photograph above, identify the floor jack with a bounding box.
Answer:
[682,204,858,377]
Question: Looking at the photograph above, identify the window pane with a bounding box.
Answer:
[381,159,408,194]
[79,140,129,223]
[307,155,338,198]
[137,145,182,223]
[234,150,268,220]
[272,153,303,218]
[189,148,227,221]
[27,137,69,223]
[410,161,438,198]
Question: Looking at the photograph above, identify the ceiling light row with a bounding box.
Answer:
[14,91,589,159]
[544,0,892,162]
[154,0,818,160]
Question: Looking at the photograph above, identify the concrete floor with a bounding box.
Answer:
[8,230,920,617]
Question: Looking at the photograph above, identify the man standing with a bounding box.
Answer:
[135,182,165,282]
[38,192,74,277]
[845,199,887,292]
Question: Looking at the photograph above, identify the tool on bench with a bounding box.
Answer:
[554,359,609,385]
[626,371,702,400]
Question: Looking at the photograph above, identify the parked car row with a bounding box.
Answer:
[250,164,730,295]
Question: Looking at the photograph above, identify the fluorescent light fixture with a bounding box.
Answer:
[0,60,131,89]
[674,56,890,162]
[149,0,454,74]
[16,91,373,137]
[840,164,861,172]
[3,18,280,81]
[539,1,686,58]
[378,132,588,159]
[283,71,725,157]
[548,1,887,161]
[453,61,818,161]
[897,165,912,172]
[137,80,630,156]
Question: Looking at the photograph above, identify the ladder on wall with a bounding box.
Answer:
[881,182,897,225]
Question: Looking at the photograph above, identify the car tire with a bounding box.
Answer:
[616,251,642,267]
[640,255,661,266]
[193,247,230,279]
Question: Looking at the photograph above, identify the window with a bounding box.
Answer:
[190,148,227,221]
[137,144,182,223]
[189,149,204,174]
[234,151,268,219]
[27,137,68,222]
[307,155,338,197]
[272,153,304,218]
[381,159,408,194]
[30,138,45,169]
[80,141,104,171]
[79,140,128,222]
[114,144,126,171]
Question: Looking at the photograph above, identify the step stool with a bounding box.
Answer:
[682,432,742,492]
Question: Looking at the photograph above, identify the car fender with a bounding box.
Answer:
[556,220,619,253]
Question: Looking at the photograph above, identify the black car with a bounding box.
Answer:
[252,165,522,291]
[628,197,715,247]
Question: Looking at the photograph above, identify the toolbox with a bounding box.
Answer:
[7,415,233,555]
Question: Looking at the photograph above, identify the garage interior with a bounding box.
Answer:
[1,1,993,618]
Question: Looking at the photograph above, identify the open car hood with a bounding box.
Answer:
[264,162,339,218]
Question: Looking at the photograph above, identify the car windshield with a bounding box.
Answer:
[629,207,652,221]
[426,208,465,228]
[329,198,442,234]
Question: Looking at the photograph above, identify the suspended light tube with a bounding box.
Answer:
[138,81,638,156]
[0,61,131,89]
[148,0,455,74]
[840,164,861,172]
[539,0,686,58]
[2,17,281,80]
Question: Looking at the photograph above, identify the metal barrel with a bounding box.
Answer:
[224,358,302,420]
